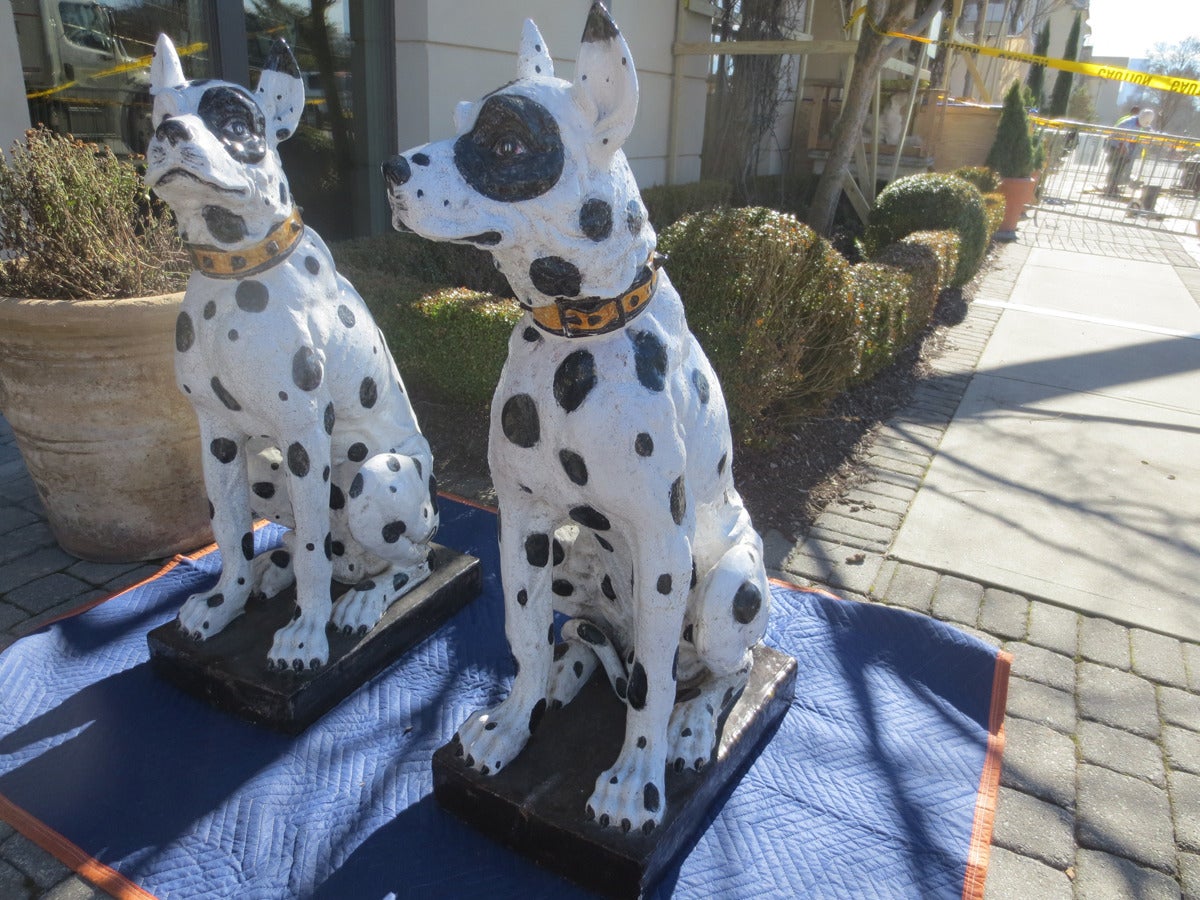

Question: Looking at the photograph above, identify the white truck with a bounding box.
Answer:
[13,0,152,153]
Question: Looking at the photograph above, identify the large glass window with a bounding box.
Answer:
[13,0,214,155]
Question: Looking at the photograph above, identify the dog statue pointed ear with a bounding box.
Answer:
[571,2,638,166]
[254,39,305,147]
[150,33,187,96]
[517,19,554,79]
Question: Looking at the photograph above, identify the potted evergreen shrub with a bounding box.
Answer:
[0,127,210,561]
[986,81,1038,240]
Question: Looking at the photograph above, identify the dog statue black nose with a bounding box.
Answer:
[382,155,411,187]
[155,117,191,146]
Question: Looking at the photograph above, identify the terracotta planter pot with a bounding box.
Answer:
[0,292,212,562]
[998,176,1037,235]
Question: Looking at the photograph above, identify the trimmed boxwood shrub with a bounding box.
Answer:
[659,207,860,442]
[981,193,1005,241]
[862,173,987,288]
[854,229,958,380]
[334,231,511,296]
[952,166,1001,194]
[641,179,733,231]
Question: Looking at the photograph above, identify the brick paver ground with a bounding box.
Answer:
[1,210,1198,898]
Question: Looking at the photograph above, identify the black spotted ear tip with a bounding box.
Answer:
[264,39,302,79]
[582,1,620,43]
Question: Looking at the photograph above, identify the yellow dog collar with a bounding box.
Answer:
[525,256,662,338]
[186,207,304,279]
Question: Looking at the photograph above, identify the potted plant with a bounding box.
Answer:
[986,81,1038,240]
[0,127,211,561]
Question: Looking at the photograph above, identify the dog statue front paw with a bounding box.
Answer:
[177,586,249,640]
[267,615,329,672]
[588,746,665,835]
[453,698,545,776]
[330,562,430,636]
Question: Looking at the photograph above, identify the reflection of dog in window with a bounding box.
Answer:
[146,35,438,671]
[384,4,770,834]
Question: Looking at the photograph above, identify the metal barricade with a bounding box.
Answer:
[1030,117,1200,236]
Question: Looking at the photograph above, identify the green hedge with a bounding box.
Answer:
[951,165,1001,194]
[641,179,733,232]
[862,173,988,288]
[659,207,861,441]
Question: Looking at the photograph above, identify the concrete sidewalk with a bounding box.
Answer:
[1,211,1199,898]
[779,212,1200,900]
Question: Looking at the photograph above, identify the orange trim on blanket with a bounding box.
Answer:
[0,794,157,900]
[962,648,1012,900]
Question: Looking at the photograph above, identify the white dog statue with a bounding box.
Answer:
[146,35,438,671]
[384,4,770,834]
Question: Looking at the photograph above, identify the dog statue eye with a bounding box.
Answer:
[493,135,527,159]
[226,120,249,138]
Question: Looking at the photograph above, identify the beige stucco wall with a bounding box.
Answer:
[0,0,32,160]
[394,0,713,186]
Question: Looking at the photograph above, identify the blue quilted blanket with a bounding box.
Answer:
[0,498,1007,899]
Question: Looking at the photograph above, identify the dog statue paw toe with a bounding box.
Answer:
[589,750,664,835]
[454,701,538,775]
[176,587,247,640]
[267,617,329,671]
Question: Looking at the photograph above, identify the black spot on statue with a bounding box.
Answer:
[559,449,589,485]
[582,2,620,42]
[635,432,653,457]
[271,549,290,568]
[552,538,565,566]
[529,698,547,733]
[517,588,528,607]
[733,580,763,624]
[657,574,672,595]
[553,350,596,412]
[595,534,614,552]
[175,312,194,352]
[292,346,323,391]
[287,442,310,477]
[576,621,607,646]
[636,735,647,749]
[525,533,550,567]
[329,484,344,510]
[522,326,542,343]
[210,437,238,463]
[252,481,275,500]
[393,572,409,591]
[324,532,333,560]
[501,394,540,447]
[323,402,335,435]
[206,593,224,608]
[601,574,616,601]
[347,442,368,463]
[203,300,216,320]
[305,256,320,275]
[235,279,269,312]
[429,474,439,515]
[691,558,698,589]
[574,660,584,678]
[207,500,215,519]
[241,531,255,561]
[644,783,661,813]
[453,94,564,202]
[552,579,574,597]
[382,520,407,543]
[338,305,356,328]
[210,377,242,411]
[411,152,430,166]
[718,451,728,476]
[359,377,378,408]
[692,368,710,404]
[529,256,581,297]
[547,623,555,645]
[580,198,613,241]
[627,662,648,710]
[570,505,610,531]
[202,205,247,244]
[630,329,667,392]
[348,472,364,498]
[670,475,687,525]
[386,456,401,473]
[463,231,502,246]
[626,199,646,236]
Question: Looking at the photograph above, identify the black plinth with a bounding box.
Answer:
[432,643,796,898]
[148,545,480,735]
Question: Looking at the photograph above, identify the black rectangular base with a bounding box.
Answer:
[432,643,796,898]
[148,545,480,735]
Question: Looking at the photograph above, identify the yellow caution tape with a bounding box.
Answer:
[847,7,1200,98]
[26,41,208,100]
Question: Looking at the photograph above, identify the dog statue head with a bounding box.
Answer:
[384,2,655,305]
[145,34,304,249]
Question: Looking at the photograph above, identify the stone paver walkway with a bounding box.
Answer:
[1,210,1199,898]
